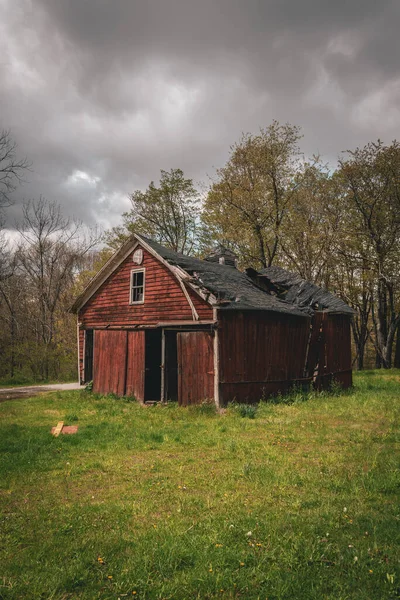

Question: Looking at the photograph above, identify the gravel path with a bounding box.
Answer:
[0,382,84,402]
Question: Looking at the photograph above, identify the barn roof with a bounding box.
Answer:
[71,233,353,318]
[257,266,355,315]
[138,235,307,317]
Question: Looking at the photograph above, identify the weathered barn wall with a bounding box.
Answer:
[177,331,214,406]
[218,311,310,404]
[311,314,352,389]
[78,245,213,328]
[93,330,145,399]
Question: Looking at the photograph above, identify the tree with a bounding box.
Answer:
[16,198,101,379]
[279,161,342,286]
[202,121,303,268]
[106,169,201,255]
[338,140,400,368]
[0,129,30,208]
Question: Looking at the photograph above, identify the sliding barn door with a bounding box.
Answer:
[93,330,145,399]
[177,331,214,406]
[93,330,127,396]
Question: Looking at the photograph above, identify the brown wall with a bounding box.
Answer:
[177,331,214,406]
[218,310,310,404]
[310,313,352,389]
[93,329,145,399]
[78,244,213,328]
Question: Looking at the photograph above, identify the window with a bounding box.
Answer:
[130,269,145,303]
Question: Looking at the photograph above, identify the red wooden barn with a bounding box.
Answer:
[71,234,354,406]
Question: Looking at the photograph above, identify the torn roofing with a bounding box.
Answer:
[137,235,307,317]
[258,266,355,315]
[72,233,353,318]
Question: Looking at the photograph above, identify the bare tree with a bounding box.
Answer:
[16,197,101,379]
[0,129,31,208]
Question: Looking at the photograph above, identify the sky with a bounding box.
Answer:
[1,0,399,231]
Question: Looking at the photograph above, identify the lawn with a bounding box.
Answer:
[0,371,399,600]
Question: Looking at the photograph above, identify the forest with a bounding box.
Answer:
[1,121,400,384]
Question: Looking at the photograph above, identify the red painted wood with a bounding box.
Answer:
[79,245,213,328]
[93,330,128,396]
[177,331,214,406]
[218,311,310,404]
[125,330,145,401]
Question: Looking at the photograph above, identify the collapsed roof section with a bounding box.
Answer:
[253,265,355,316]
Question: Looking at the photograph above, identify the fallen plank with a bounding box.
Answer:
[52,421,64,437]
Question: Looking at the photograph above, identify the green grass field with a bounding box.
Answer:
[0,371,399,599]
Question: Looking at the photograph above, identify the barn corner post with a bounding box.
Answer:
[76,320,81,384]
[213,308,220,409]
[160,328,166,402]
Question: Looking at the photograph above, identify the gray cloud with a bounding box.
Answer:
[1,0,399,229]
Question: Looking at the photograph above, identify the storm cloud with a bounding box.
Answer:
[1,0,399,228]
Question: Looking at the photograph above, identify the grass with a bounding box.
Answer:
[0,370,399,599]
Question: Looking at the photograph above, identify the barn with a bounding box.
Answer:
[71,234,354,406]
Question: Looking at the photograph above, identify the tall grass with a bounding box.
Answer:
[0,370,399,599]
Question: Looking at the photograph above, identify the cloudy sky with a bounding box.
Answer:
[1,0,399,230]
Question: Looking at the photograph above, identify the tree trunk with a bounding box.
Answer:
[254,226,267,268]
[394,324,400,369]
[10,309,16,378]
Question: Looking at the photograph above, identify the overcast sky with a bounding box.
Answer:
[1,0,399,230]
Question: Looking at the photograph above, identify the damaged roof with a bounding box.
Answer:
[72,233,354,318]
[258,265,355,315]
[138,235,307,317]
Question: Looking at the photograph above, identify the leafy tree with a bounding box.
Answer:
[106,169,201,255]
[280,161,342,286]
[202,121,303,268]
[338,140,400,368]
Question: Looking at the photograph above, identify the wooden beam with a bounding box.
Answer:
[52,422,64,437]
[160,328,166,402]
[213,308,220,409]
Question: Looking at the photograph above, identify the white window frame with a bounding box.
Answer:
[130,268,145,304]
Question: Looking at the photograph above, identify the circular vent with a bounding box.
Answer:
[132,248,143,265]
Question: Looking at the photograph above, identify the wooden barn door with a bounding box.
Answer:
[125,331,145,401]
[93,330,127,396]
[177,331,214,406]
[93,330,145,399]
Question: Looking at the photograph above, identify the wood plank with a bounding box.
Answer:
[52,421,64,437]
[177,331,214,406]
[125,330,145,400]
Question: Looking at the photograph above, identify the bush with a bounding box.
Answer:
[229,403,258,418]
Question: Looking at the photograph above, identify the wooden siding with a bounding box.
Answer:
[218,311,310,404]
[79,245,213,328]
[93,329,145,399]
[125,331,145,400]
[311,314,352,389]
[177,331,214,406]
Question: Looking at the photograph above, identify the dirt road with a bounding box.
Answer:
[0,382,83,402]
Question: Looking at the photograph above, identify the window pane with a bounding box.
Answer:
[133,271,144,287]
[131,270,145,303]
